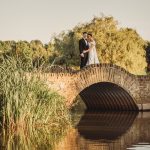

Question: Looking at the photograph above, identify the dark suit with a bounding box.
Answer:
[79,38,89,69]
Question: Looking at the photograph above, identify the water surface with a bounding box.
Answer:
[1,111,150,150]
[57,111,150,150]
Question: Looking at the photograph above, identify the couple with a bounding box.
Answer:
[79,32,100,69]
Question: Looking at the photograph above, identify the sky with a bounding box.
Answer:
[0,0,150,43]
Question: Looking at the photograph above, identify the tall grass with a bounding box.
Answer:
[0,56,70,129]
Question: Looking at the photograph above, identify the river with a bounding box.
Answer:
[56,111,150,150]
[1,111,150,150]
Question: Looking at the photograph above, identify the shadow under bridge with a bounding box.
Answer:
[79,82,138,111]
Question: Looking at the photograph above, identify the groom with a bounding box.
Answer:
[79,32,89,69]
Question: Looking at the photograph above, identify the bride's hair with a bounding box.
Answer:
[87,33,92,37]
[87,33,94,42]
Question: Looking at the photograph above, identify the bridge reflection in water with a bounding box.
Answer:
[77,111,138,140]
[57,111,150,150]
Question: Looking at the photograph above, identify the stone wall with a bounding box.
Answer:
[37,64,150,110]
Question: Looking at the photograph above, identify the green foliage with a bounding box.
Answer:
[0,16,147,74]
[0,40,58,69]
[0,57,70,128]
[52,16,147,74]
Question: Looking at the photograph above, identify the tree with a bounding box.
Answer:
[52,16,147,74]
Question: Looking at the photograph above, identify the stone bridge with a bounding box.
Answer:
[37,64,150,111]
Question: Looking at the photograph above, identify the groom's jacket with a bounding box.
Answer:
[79,38,89,54]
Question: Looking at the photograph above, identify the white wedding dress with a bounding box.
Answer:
[86,41,100,65]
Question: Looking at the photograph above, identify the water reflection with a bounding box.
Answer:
[0,126,68,150]
[1,111,150,150]
[77,111,138,140]
[57,111,150,150]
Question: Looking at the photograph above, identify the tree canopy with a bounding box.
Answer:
[52,16,147,74]
[0,16,148,74]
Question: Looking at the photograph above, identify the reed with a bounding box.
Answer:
[0,56,70,129]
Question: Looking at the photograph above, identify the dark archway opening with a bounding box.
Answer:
[79,82,138,111]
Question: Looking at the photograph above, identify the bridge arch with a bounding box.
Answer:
[40,63,150,110]
[79,82,138,110]
[73,64,141,110]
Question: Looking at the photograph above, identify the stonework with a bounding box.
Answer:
[37,64,150,111]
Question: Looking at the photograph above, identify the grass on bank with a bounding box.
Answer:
[0,56,70,129]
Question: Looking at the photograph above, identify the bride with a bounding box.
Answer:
[83,33,100,65]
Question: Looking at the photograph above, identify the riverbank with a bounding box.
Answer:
[0,56,71,129]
